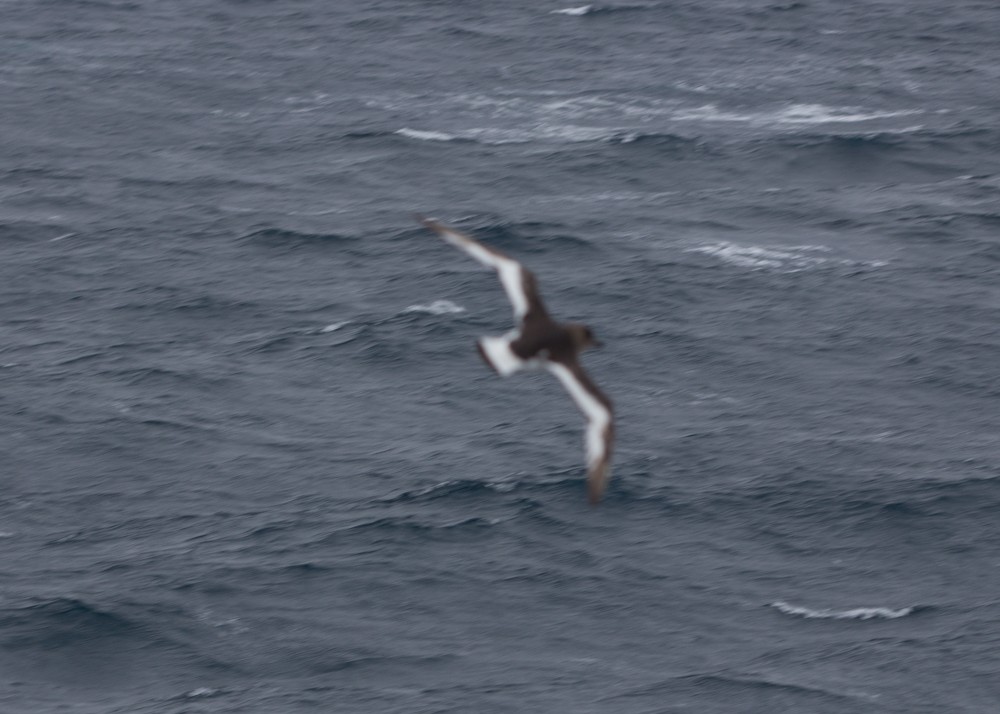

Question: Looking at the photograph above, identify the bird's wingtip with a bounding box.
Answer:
[414,213,439,231]
[586,462,610,506]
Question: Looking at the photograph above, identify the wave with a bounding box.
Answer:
[0,596,237,681]
[687,241,887,272]
[240,226,357,247]
[394,127,463,142]
[623,668,875,705]
[549,3,654,15]
[180,687,225,700]
[688,242,830,271]
[335,514,504,538]
[395,124,670,145]
[664,671,871,707]
[389,121,957,154]
[402,299,466,315]
[108,365,233,390]
[299,508,515,549]
[767,123,992,151]
[0,220,79,243]
[379,92,924,125]
[114,291,263,318]
[376,472,598,509]
[389,119,988,160]
[730,473,1000,523]
[770,601,920,620]
[364,94,959,156]
[758,0,807,11]
[377,478,511,505]
[0,597,138,648]
[551,5,593,14]
[673,103,922,126]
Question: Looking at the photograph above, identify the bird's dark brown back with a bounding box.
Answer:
[511,317,576,361]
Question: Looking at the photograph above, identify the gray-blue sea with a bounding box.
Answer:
[3,1,1000,711]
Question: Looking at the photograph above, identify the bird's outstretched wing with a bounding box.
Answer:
[416,215,544,322]
[544,360,615,505]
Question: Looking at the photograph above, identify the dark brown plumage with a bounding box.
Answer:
[417,216,614,504]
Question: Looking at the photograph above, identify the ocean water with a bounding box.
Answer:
[2,0,1000,711]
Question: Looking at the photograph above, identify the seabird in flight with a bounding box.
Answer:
[417,216,614,504]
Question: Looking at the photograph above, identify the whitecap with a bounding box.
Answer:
[395,128,457,142]
[551,5,593,14]
[673,103,921,125]
[688,242,886,272]
[320,321,350,333]
[403,300,466,315]
[184,687,221,699]
[688,242,831,271]
[432,124,633,145]
[475,124,621,143]
[674,82,712,94]
[771,601,915,620]
[774,103,921,124]
[380,95,920,149]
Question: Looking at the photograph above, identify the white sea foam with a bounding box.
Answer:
[673,103,921,125]
[404,300,466,315]
[395,127,457,142]
[320,321,350,333]
[689,242,831,270]
[771,601,915,620]
[689,241,887,272]
[551,5,593,14]
[472,124,628,143]
[287,207,350,217]
[535,189,681,205]
[184,687,221,699]
[398,124,636,145]
[774,103,919,124]
[381,94,921,146]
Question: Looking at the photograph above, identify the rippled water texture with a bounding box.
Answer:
[2,0,1000,711]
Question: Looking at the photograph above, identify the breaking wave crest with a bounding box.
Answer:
[402,300,466,315]
[549,3,656,16]
[770,601,920,620]
[395,125,671,145]
[688,242,887,272]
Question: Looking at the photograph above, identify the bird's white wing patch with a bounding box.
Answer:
[478,333,525,377]
[437,227,530,320]
[545,362,612,467]
[494,260,529,320]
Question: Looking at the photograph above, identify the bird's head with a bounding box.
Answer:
[567,323,602,351]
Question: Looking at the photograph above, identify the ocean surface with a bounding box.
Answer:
[3,0,1000,711]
